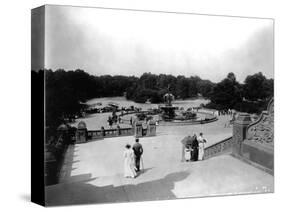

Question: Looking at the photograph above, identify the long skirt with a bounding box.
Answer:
[198,143,205,160]
[191,148,199,161]
[185,149,191,161]
[124,158,136,178]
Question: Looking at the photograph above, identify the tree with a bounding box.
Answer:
[175,76,190,99]
[243,72,273,101]
[210,73,242,109]
[197,80,214,98]
[227,72,236,82]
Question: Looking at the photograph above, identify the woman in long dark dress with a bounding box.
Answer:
[191,134,199,161]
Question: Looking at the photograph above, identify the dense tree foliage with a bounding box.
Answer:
[243,72,273,101]
[206,72,273,113]
[209,72,243,109]
[39,69,137,129]
[126,72,215,103]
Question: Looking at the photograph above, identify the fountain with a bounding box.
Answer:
[160,86,198,122]
[120,86,217,126]
[160,91,178,121]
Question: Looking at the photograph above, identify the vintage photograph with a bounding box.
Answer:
[32,5,274,206]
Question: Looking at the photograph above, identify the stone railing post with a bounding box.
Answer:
[232,113,252,156]
[76,121,87,143]
[148,120,156,136]
[135,121,143,138]
[131,123,135,135]
[117,125,121,136]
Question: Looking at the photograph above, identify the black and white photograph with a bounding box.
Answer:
[31,5,274,207]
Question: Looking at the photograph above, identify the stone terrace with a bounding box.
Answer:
[46,115,273,205]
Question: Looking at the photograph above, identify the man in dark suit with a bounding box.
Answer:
[132,138,143,172]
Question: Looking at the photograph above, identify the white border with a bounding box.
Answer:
[0,0,279,212]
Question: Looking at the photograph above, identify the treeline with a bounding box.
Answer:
[42,69,137,128]
[126,73,214,103]
[206,72,273,113]
[32,69,273,130]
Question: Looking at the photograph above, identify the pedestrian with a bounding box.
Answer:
[132,138,143,172]
[181,135,193,162]
[198,133,207,160]
[130,117,133,126]
[123,144,136,178]
[108,116,113,129]
[191,134,199,161]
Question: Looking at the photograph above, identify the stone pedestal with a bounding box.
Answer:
[232,113,252,156]
[147,120,156,136]
[135,121,143,138]
[117,125,121,136]
[57,124,70,144]
[76,121,87,143]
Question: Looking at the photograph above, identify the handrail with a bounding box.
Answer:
[205,136,233,149]
[204,136,234,159]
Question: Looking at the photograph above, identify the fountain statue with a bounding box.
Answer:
[160,86,178,120]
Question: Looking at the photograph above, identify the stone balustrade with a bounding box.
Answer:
[204,137,234,159]
[87,127,134,140]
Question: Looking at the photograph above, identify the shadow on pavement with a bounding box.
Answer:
[45,170,190,206]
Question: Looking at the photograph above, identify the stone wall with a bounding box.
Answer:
[240,98,274,174]
[204,98,274,175]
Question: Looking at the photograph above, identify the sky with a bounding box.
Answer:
[44,5,274,83]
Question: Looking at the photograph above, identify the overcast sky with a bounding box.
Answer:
[44,5,273,83]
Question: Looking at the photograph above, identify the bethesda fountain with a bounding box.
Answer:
[160,86,197,121]
[160,90,178,120]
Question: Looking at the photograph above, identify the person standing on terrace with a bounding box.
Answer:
[133,138,143,172]
[198,132,207,160]
[123,144,137,178]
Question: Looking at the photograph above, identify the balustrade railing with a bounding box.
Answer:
[204,136,234,159]
[87,127,134,140]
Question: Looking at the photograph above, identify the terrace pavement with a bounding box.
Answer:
[46,115,273,206]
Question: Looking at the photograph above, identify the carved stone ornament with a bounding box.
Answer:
[246,98,274,146]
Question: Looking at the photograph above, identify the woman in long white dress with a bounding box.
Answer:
[198,132,207,160]
[123,144,137,178]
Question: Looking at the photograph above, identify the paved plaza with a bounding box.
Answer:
[46,115,273,206]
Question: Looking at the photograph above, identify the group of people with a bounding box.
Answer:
[182,132,207,162]
[123,138,143,178]
[124,133,207,178]
[218,109,234,116]
[108,114,122,128]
